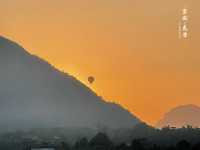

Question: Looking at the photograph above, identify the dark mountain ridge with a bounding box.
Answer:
[0,36,140,131]
[156,104,200,128]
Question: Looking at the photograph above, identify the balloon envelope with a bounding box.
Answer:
[88,76,95,84]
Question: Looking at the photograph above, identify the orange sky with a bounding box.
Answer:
[1,0,200,125]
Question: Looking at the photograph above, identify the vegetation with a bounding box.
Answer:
[0,124,200,150]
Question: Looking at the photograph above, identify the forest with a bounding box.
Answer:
[0,123,200,150]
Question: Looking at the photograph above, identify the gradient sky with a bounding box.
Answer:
[1,0,200,125]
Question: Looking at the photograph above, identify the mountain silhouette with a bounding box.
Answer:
[156,104,200,128]
[0,36,140,131]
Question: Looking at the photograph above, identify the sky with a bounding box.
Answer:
[1,0,200,125]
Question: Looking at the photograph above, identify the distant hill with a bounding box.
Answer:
[156,104,200,128]
[0,36,140,131]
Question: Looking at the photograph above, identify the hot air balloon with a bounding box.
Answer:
[88,76,95,84]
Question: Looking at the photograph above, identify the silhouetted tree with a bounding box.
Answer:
[165,145,176,150]
[60,141,71,150]
[115,143,129,150]
[74,138,89,150]
[176,140,191,150]
[192,142,200,150]
[149,144,160,150]
[89,133,113,150]
[130,139,145,150]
